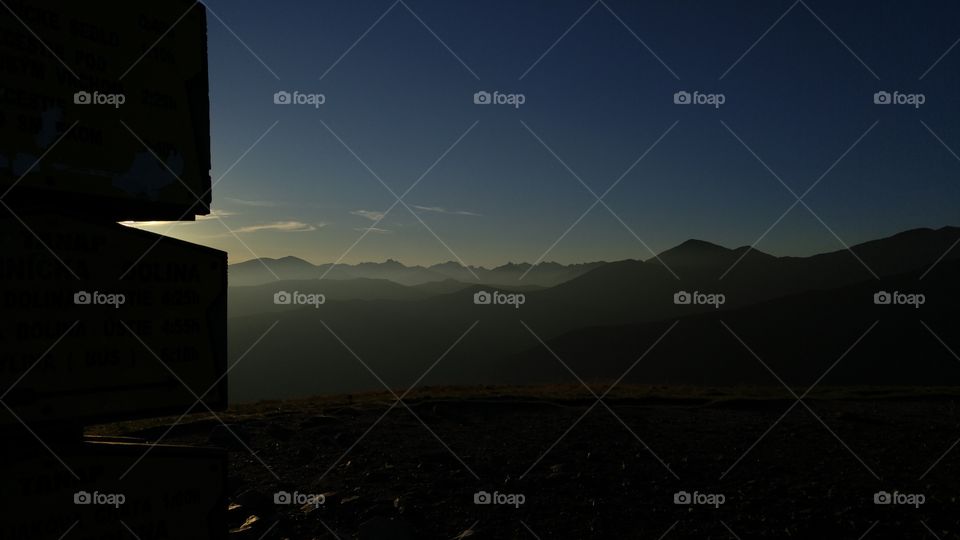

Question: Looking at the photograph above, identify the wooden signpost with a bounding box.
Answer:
[0,2,227,538]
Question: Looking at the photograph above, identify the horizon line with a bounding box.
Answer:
[227,224,960,268]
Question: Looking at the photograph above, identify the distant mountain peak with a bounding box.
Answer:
[353,259,407,269]
[233,255,314,268]
[654,239,775,268]
[493,262,531,271]
[657,239,733,258]
[429,261,466,270]
[276,255,312,263]
[673,238,729,251]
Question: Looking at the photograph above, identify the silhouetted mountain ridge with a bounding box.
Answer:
[229,256,606,287]
[227,225,960,401]
[504,257,960,387]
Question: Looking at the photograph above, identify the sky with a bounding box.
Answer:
[128,0,960,267]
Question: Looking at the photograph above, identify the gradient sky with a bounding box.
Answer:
[129,0,960,267]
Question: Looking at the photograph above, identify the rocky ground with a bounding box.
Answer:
[93,385,960,539]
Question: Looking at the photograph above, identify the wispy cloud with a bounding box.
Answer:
[234,221,321,233]
[226,197,282,207]
[354,226,392,234]
[351,209,386,221]
[413,205,481,216]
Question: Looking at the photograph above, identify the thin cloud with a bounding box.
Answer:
[234,221,320,233]
[226,197,282,207]
[354,226,392,234]
[351,209,386,221]
[413,205,481,216]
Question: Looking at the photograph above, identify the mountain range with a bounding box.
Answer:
[229,256,604,287]
[226,226,960,402]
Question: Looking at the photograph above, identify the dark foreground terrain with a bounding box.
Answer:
[94,386,960,539]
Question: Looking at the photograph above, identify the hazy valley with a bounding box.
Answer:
[226,226,960,402]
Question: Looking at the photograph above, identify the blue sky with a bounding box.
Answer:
[131,0,960,267]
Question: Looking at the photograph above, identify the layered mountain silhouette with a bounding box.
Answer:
[227,226,960,401]
[229,256,604,287]
[506,257,960,387]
